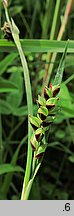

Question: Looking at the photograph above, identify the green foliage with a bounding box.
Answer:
[7,71,23,108]
[0,78,18,93]
[0,39,74,53]
[29,83,61,161]
[0,0,74,200]
[0,164,24,175]
[0,53,18,75]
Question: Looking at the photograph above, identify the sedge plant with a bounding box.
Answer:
[2,0,69,200]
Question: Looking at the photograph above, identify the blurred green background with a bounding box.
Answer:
[0,0,74,200]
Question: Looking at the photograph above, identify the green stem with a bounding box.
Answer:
[42,0,72,89]
[41,0,51,39]
[64,74,74,84]
[32,152,37,174]
[31,0,39,35]
[1,135,27,195]
[26,0,30,13]
[50,0,61,40]
[20,12,32,38]
[22,162,41,200]
[5,8,33,200]
[45,52,57,87]
[42,0,61,93]
[45,40,68,87]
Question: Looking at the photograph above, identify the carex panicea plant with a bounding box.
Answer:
[29,83,60,160]
[2,0,69,200]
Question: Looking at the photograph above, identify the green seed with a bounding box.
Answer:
[37,95,46,107]
[44,86,53,100]
[35,144,46,159]
[29,114,41,130]
[38,106,48,120]
[52,85,60,97]
[35,128,44,142]
[30,134,38,151]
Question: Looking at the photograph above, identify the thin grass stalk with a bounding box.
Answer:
[42,0,61,94]
[31,0,39,35]
[1,135,27,195]
[45,0,61,61]
[42,0,72,93]
[64,74,74,85]
[20,12,32,38]
[57,0,73,40]
[41,0,51,39]
[4,6,33,200]
[26,0,31,13]
[22,162,41,200]
[50,0,61,40]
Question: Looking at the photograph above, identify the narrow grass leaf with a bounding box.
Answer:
[1,136,27,195]
[9,6,23,16]
[0,39,74,53]
[53,40,69,85]
[22,163,41,200]
[0,53,18,75]
[0,164,24,175]
[0,80,18,93]
[0,99,13,114]
[68,155,74,163]
[7,71,23,108]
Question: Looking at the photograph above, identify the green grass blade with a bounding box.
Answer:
[0,80,18,93]
[0,164,24,175]
[50,0,60,40]
[53,40,69,85]
[0,39,74,53]
[0,99,13,114]
[4,7,33,200]
[22,163,41,200]
[1,136,27,195]
[0,53,18,75]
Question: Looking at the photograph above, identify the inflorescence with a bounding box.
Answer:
[29,83,60,159]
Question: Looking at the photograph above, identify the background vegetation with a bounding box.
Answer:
[0,0,74,200]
